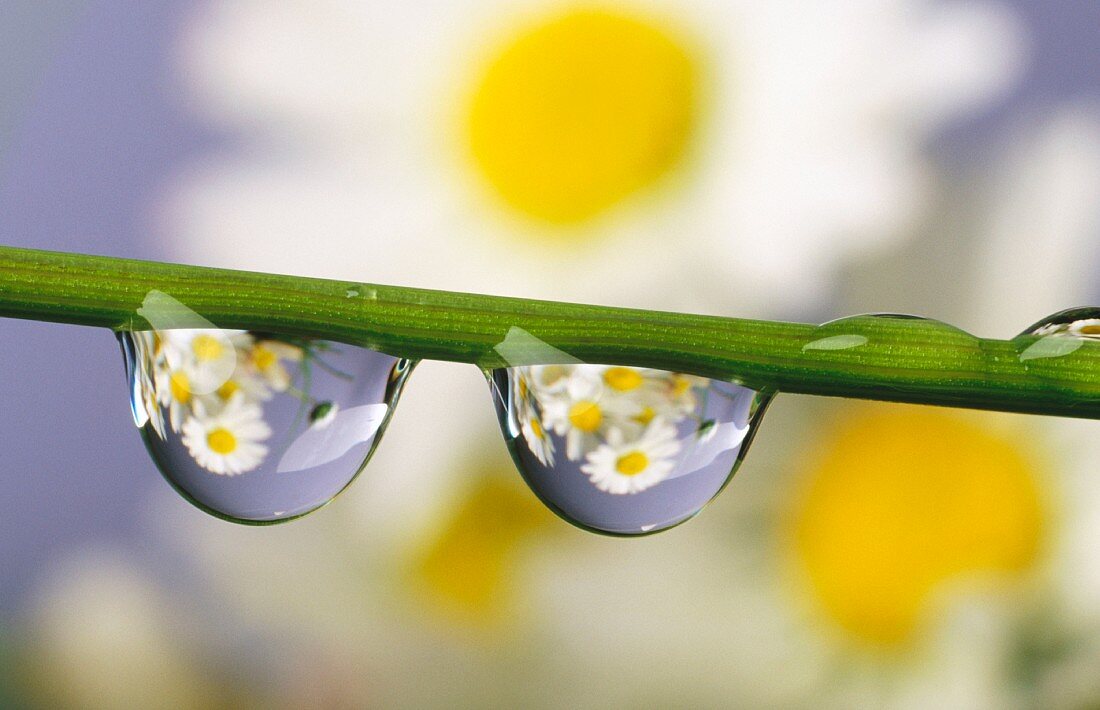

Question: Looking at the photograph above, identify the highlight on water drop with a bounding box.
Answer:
[489,363,770,536]
[119,317,413,524]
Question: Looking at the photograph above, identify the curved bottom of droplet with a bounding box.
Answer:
[120,328,415,525]
[489,365,772,536]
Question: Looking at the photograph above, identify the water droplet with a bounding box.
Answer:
[1021,308,1100,339]
[489,364,771,536]
[801,314,980,365]
[1011,308,1100,394]
[1015,308,1100,364]
[119,328,413,523]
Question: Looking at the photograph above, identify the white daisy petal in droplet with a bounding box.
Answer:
[129,330,168,439]
[180,394,272,476]
[580,419,681,494]
[520,411,555,467]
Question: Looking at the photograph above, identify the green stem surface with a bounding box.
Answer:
[1,245,1098,418]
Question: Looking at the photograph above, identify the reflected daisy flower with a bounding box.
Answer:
[208,370,272,408]
[160,328,252,392]
[181,394,272,475]
[128,330,167,438]
[581,419,681,494]
[246,339,304,392]
[539,369,640,461]
[519,412,556,467]
[155,364,198,433]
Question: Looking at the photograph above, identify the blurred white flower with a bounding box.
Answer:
[17,550,224,708]
[163,0,1023,315]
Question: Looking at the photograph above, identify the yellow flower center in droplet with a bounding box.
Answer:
[467,8,699,223]
[615,450,649,476]
[568,400,603,433]
[671,375,693,398]
[191,334,225,362]
[206,427,238,455]
[604,367,644,392]
[1075,322,1100,336]
[216,380,240,401]
[789,404,1044,647]
[529,416,546,440]
[634,405,656,425]
[169,371,192,404]
[253,345,277,372]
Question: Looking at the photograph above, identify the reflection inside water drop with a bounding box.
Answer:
[1020,308,1100,342]
[490,364,770,535]
[1015,308,1100,363]
[120,328,412,523]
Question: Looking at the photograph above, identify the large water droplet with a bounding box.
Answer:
[489,364,770,536]
[119,329,413,523]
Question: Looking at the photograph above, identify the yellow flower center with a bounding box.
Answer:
[634,405,656,426]
[415,474,555,626]
[789,404,1044,647]
[568,400,603,433]
[1075,322,1100,336]
[253,345,277,373]
[216,380,240,401]
[529,416,546,440]
[467,8,699,224]
[191,334,225,362]
[169,371,192,404]
[615,451,649,476]
[206,427,238,455]
[603,367,644,392]
[671,375,693,398]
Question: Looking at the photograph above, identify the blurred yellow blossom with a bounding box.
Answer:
[787,403,1045,647]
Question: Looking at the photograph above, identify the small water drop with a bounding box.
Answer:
[119,328,413,523]
[489,363,770,536]
[801,314,980,367]
[1020,308,1100,340]
[346,287,361,298]
[1011,308,1100,391]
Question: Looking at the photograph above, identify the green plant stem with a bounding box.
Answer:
[1,245,1098,419]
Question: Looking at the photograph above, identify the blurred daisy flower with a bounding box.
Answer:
[15,550,231,708]
[164,0,1022,314]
